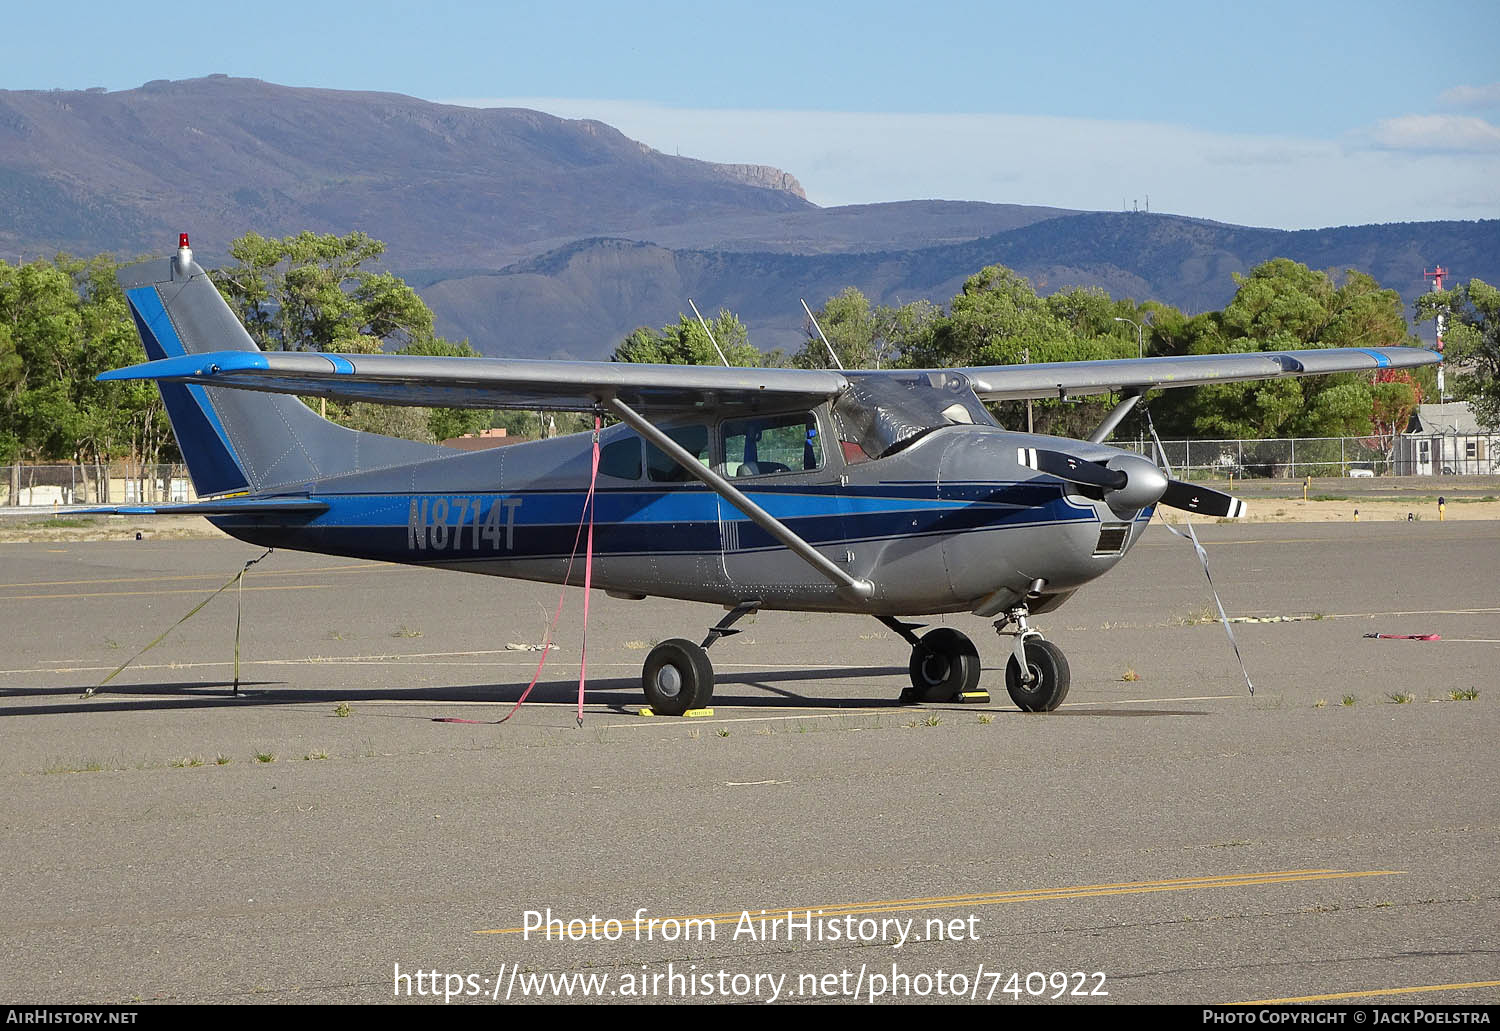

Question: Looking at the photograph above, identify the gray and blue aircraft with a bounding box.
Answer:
[91,236,1440,714]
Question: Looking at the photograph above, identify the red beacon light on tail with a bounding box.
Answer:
[174,233,193,278]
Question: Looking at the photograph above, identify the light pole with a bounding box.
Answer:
[1113,316,1145,359]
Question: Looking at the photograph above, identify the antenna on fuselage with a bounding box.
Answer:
[687,299,731,367]
[799,297,845,371]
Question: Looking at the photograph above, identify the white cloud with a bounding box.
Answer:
[1439,83,1500,111]
[1370,114,1500,153]
[444,97,1500,229]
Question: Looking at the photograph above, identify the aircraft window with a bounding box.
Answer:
[646,424,710,482]
[599,436,642,480]
[833,374,997,459]
[721,412,823,477]
[833,408,871,464]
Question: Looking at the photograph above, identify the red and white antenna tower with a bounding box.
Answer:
[1425,265,1448,401]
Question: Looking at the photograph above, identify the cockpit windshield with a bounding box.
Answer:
[832,371,997,461]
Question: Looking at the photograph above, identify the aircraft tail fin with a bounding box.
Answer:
[118,237,445,498]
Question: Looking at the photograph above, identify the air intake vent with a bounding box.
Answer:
[1094,522,1130,556]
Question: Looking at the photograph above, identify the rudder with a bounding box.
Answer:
[118,238,446,498]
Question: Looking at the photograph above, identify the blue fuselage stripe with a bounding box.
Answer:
[210,484,1098,563]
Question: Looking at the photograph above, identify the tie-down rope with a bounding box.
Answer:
[1143,410,1255,696]
[435,413,601,727]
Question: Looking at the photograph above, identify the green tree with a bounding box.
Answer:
[216,231,433,353]
[873,298,942,369]
[0,256,172,466]
[906,266,1134,436]
[796,288,877,369]
[1416,278,1500,428]
[0,254,175,501]
[611,310,761,366]
[214,230,492,443]
[1151,261,1421,442]
[912,266,1072,368]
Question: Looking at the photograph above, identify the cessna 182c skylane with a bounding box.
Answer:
[90,237,1439,714]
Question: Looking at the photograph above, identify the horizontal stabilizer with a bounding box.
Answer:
[64,497,330,517]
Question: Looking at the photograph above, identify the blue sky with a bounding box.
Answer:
[5,0,1497,228]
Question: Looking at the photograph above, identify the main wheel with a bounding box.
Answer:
[907,627,982,702]
[642,639,715,716]
[1005,638,1070,712]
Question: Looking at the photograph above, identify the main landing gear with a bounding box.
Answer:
[640,600,759,716]
[882,602,1070,712]
[881,618,984,704]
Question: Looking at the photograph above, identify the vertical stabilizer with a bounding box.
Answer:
[118,240,446,497]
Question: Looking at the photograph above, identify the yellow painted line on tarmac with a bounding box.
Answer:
[474,868,1402,935]
[1239,979,1500,1004]
[0,584,330,602]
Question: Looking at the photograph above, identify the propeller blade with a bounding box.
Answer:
[1159,479,1248,519]
[1017,447,1126,490]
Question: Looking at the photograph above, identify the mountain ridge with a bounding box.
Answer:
[1,75,1493,360]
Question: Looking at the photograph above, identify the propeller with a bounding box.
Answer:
[1159,479,1247,519]
[1018,446,1247,518]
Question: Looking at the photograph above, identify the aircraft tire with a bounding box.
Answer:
[907,627,982,702]
[1005,638,1070,712]
[642,639,715,716]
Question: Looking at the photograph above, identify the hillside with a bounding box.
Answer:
[0,76,810,265]
[419,215,1500,358]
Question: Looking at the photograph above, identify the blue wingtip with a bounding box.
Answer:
[96,351,271,383]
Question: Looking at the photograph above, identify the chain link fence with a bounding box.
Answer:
[1113,436,1396,478]
[1,464,196,507]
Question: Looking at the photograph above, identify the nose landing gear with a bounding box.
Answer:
[993,604,1070,712]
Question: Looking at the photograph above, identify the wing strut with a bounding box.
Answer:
[605,398,875,601]
[1086,389,1142,444]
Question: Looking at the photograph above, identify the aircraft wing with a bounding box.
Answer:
[100,344,1439,411]
[953,346,1439,401]
[99,350,848,412]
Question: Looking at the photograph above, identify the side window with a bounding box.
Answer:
[646,424,710,482]
[599,436,641,480]
[721,412,823,477]
[833,408,872,464]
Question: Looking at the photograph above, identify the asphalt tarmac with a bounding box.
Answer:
[1,520,1496,1005]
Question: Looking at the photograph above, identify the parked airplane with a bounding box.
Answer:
[89,236,1439,714]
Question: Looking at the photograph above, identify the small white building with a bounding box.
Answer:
[1394,402,1499,476]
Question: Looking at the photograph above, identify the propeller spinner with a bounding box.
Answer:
[1019,446,1247,519]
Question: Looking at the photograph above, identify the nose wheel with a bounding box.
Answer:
[1004,637,1070,711]
[995,605,1070,712]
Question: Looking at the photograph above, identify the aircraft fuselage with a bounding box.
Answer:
[210,414,1150,618]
